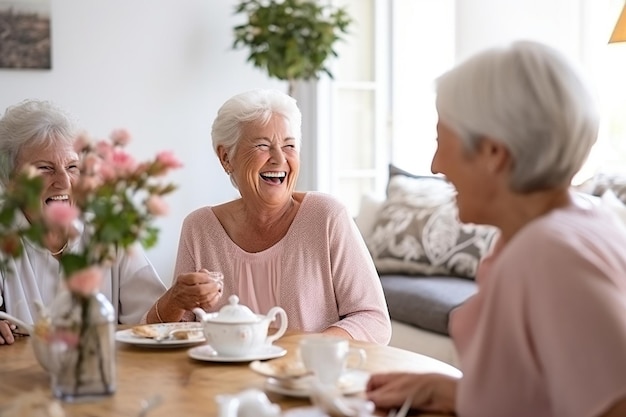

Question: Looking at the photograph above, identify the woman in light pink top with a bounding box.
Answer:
[163,89,391,344]
[366,41,626,416]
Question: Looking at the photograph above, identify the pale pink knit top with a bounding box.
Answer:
[451,203,626,417]
[173,192,391,344]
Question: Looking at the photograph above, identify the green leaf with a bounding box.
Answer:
[232,0,353,89]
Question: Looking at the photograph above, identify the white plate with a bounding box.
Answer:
[188,344,287,362]
[115,323,205,348]
[264,369,370,398]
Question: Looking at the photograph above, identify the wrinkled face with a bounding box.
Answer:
[14,139,80,214]
[226,114,299,207]
[431,119,495,224]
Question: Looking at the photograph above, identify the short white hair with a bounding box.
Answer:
[0,99,78,186]
[211,88,302,157]
[211,89,302,189]
[435,40,599,192]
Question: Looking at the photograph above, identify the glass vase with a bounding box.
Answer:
[47,284,116,402]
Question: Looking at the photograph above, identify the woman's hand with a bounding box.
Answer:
[366,372,458,414]
[0,320,16,345]
[169,268,223,311]
[147,269,224,323]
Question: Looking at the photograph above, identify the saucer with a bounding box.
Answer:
[187,344,287,362]
[115,323,205,348]
[264,369,370,398]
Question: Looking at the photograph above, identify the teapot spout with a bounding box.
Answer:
[0,311,34,334]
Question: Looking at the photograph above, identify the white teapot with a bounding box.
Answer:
[193,295,288,357]
[216,389,281,417]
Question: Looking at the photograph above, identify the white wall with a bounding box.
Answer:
[0,1,286,284]
[455,0,585,63]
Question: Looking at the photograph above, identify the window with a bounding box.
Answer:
[577,0,626,183]
[319,0,455,215]
[313,0,626,215]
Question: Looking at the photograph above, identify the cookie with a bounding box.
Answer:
[131,325,159,338]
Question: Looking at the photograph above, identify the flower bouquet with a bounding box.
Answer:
[0,129,181,401]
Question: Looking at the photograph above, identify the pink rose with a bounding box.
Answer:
[73,132,92,153]
[44,204,79,228]
[77,175,102,192]
[146,195,169,216]
[153,151,183,175]
[110,149,137,176]
[67,266,103,296]
[98,162,117,181]
[110,128,131,146]
[95,140,114,160]
[82,153,100,174]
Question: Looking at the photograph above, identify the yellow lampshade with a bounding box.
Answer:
[609,3,626,43]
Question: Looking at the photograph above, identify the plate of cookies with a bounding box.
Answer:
[116,322,205,348]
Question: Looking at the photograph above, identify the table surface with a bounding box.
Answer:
[0,330,461,416]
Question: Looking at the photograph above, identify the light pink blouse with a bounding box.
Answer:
[173,192,391,344]
[451,203,626,417]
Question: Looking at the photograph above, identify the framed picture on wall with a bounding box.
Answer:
[0,0,51,69]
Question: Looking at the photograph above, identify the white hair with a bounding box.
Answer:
[0,99,78,186]
[435,40,599,192]
[211,89,302,189]
[211,88,302,155]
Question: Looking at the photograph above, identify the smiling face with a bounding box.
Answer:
[221,114,299,208]
[14,137,80,216]
[431,119,501,225]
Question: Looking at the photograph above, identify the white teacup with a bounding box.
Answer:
[298,335,366,386]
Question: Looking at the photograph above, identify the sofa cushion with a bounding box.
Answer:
[366,168,498,279]
[380,274,477,336]
[577,173,626,204]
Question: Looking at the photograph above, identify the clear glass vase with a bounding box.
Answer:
[47,284,116,402]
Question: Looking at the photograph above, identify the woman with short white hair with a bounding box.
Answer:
[169,89,391,344]
[366,41,626,416]
[0,99,172,345]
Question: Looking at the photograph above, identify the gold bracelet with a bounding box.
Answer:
[155,298,164,323]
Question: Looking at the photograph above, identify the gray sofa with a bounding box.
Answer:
[380,275,476,338]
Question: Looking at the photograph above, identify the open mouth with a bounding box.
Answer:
[260,171,286,184]
[45,195,70,205]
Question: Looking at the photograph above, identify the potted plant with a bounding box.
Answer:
[233,0,352,96]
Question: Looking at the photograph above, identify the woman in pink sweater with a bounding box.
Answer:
[366,41,626,415]
[161,89,391,344]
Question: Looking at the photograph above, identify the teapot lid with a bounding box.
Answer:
[211,295,259,323]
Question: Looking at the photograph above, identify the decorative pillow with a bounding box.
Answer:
[577,173,626,205]
[354,193,384,239]
[366,173,498,279]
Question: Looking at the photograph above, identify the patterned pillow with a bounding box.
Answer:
[366,174,498,279]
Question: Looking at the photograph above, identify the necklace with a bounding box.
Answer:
[50,242,68,256]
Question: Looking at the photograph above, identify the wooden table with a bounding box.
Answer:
[0,332,461,416]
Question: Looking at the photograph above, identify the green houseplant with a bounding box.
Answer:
[233,0,352,96]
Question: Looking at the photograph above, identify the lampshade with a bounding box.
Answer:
[609,3,626,43]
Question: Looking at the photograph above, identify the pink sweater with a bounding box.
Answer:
[451,203,626,417]
[173,192,391,344]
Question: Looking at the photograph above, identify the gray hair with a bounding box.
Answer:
[0,99,78,186]
[435,40,599,192]
[211,88,302,161]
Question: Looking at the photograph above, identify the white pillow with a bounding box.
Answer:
[354,193,384,239]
